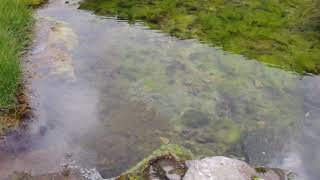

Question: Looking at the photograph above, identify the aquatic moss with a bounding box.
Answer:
[127,144,193,172]
[180,109,211,128]
[80,0,320,74]
[210,119,241,144]
[121,40,304,158]
[79,5,305,163]
[118,144,194,179]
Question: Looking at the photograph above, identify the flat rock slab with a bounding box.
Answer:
[184,156,291,180]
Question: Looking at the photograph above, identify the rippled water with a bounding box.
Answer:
[0,0,319,179]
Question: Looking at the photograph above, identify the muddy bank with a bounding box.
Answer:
[0,91,32,136]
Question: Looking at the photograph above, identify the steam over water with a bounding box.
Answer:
[0,0,320,179]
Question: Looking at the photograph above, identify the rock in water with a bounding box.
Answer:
[110,145,295,180]
[254,80,264,88]
[180,109,211,128]
[159,136,170,145]
[184,156,293,180]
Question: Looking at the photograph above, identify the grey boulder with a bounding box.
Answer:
[183,156,293,180]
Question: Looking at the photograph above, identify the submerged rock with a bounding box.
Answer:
[304,76,320,107]
[114,145,294,180]
[8,145,294,180]
[159,136,170,145]
[180,109,211,128]
[166,61,186,76]
[242,128,290,166]
[254,80,264,88]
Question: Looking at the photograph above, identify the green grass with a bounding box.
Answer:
[0,0,33,113]
[80,0,320,74]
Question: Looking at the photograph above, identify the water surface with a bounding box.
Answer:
[0,0,320,179]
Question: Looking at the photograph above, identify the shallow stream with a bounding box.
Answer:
[0,0,320,179]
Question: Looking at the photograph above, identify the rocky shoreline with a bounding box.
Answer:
[8,144,296,180]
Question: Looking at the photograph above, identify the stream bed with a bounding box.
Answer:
[0,0,320,179]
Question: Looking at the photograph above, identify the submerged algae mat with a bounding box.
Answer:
[80,0,320,74]
[0,0,320,179]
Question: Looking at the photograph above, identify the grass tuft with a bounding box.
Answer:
[0,0,33,115]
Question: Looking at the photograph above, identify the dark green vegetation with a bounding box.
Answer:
[81,0,320,74]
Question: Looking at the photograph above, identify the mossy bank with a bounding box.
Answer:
[80,0,320,74]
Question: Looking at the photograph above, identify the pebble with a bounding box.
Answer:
[159,136,170,144]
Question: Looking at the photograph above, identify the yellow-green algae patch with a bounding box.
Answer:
[80,0,320,74]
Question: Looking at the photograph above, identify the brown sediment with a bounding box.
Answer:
[26,0,49,8]
[0,89,32,137]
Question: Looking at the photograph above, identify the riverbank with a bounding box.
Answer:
[7,144,295,180]
[115,144,296,180]
[0,0,45,134]
[80,0,320,74]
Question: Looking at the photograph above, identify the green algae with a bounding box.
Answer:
[101,39,304,159]
[210,118,241,144]
[242,127,296,165]
[80,0,320,74]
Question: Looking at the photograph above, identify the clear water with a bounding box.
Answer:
[0,0,319,179]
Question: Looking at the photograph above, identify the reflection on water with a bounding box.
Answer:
[0,0,319,179]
